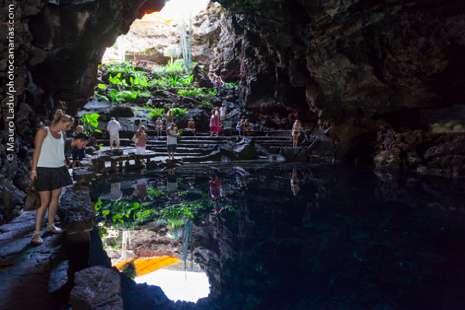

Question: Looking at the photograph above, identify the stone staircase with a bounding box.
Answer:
[78,130,333,176]
[93,131,294,160]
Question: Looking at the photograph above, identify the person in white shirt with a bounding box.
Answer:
[107,117,122,149]
[220,104,227,122]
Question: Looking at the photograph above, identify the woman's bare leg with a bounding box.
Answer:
[35,191,51,233]
[48,188,62,225]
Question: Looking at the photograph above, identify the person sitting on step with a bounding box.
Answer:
[185,118,197,136]
[69,133,89,168]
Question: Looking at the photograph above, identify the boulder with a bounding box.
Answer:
[218,137,256,160]
[70,266,123,310]
[57,187,95,233]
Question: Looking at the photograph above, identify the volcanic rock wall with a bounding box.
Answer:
[214,0,465,175]
[0,0,164,222]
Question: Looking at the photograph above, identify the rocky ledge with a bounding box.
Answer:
[0,186,95,310]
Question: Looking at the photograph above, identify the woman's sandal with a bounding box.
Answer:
[31,232,43,245]
[47,224,64,234]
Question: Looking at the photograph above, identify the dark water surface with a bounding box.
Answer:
[91,163,465,309]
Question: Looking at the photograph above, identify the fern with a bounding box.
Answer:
[80,112,101,134]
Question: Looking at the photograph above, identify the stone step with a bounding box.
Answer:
[95,137,291,145]
[95,135,293,141]
[146,151,205,156]
[146,147,211,154]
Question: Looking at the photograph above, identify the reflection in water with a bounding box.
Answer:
[134,178,148,201]
[92,164,465,309]
[135,269,210,303]
[290,167,300,196]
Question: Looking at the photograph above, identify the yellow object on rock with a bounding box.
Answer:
[114,256,181,277]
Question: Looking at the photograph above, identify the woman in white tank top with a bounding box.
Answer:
[30,109,74,245]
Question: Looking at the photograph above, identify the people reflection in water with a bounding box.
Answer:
[290,168,301,196]
[209,175,224,215]
[134,178,148,201]
[110,182,123,201]
[166,168,178,193]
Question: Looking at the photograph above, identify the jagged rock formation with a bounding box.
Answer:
[0,0,165,222]
[213,0,465,176]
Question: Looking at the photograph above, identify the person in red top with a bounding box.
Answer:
[209,108,221,136]
[209,175,222,200]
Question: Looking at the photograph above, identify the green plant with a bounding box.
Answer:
[95,199,156,228]
[158,201,206,224]
[147,186,165,199]
[108,89,151,104]
[97,83,107,91]
[200,100,213,109]
[169,107,188,119]
[145,106,165,120]
[224,81,239,89]
[109,73,128,87]
[80,112,101,134]
[177,87,204,97]
[106,62,138,76]
[206,87,218,96]
[95,93,109,102]
[129,71,149,90]
[152,59,186,77]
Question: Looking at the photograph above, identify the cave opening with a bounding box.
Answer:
[1,1,465,309]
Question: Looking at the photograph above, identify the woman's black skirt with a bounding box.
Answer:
[36,166,73,192]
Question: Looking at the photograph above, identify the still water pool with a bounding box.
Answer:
[91,163,465,309]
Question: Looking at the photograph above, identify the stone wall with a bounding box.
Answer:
[214,0,465,175]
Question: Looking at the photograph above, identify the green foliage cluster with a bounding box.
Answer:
[96,60,219,108]
[147,186,165,199]
[224,81,239,89]
[95,199,156,228]
[150,74,193,89]
[144,106,165,120]
[152,60,186,77]
[80,112,101,134]
[169,107,188,119]
[158,201,206,222]
[178,87,217,98]
[107,89,151,103]
[96,62,152,104]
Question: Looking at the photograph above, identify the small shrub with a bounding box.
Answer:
[97,83,107,90]
[109,73,128,87]
[169,107,188,119]
[108,89,151,104]
[80,112,101,134]
[177,87,204,97]
[145,106,165,120]
[129,71,149,90]
[200,100,213,109]
[152,59,185,77]
[147,186,165,199]
[224,82,239,89]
